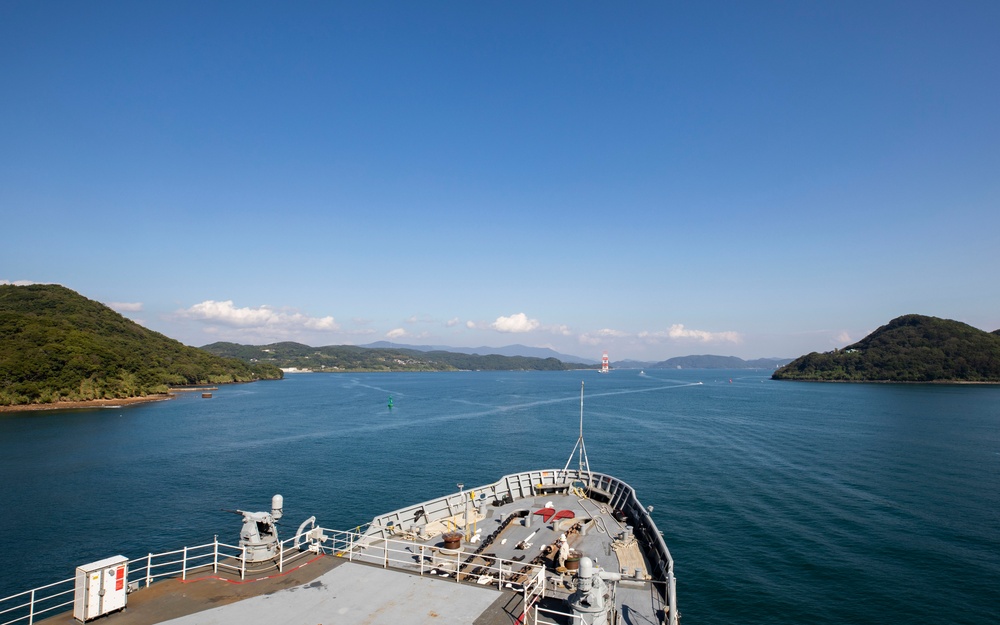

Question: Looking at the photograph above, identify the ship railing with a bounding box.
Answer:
[0,529,328,625]
[129,539,241,588]
[322,528,547,602]
[0,576,74,625]
[520,565,547,624]
[0,540,243,625]
[129,529,340,588]
[363,469,618,542]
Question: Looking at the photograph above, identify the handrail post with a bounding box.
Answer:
[241,547,246,580]
[419,545,425,576]
[146,553,152,588]
[522,583,528,625]
[213,535,219,574]
[668,573,678,625]
[182,546,188,580]
[28,588,35,625]
[279,540,284,573]
[383,540,388,568]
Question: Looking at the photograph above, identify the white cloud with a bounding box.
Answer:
[639,324,741,344]
[446,317,460,327]
[179,300,339,331]
[466,320,477,329]
[491,313,540,333]
[598,328,628,338]
[668,324,739,342]
[1,280,39,286]
[579,328,628,345]
[834,331,853,344]
[108,301,143,312]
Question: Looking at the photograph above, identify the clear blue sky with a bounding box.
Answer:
[3,1,998,361]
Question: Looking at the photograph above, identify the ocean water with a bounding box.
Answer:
[1,370,998,624]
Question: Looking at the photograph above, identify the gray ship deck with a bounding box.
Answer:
[356,491,655,588]
[25,469,676,625]
[37,557,524,625]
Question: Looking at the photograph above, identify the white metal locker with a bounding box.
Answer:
[73,555,128,622]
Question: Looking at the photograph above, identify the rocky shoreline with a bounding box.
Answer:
[0,393,174,413]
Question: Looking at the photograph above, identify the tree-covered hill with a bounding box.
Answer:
[201,341,577,372]
[773,314,1000,382]
[0,284,282,406]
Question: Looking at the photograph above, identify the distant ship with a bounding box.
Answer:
[600,351,610,373]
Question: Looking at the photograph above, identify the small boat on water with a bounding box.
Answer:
[3,384,679,625]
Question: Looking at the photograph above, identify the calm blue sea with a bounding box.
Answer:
[2,370,998,624]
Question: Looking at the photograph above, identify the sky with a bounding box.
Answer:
[2,1,998,362]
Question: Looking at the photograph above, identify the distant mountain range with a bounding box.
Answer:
[611,359,659,369]
[202,341,581,372]
[361,341,599,365]
[361,343,792,369]
[608,355,791,369]
[651,355,793,370]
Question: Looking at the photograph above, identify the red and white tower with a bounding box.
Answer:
[600,351,609,373]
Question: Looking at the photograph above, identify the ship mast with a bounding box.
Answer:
[563,381,592,481]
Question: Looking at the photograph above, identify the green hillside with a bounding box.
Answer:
[0,284,282,406]
[773,314,1000,382]
[201,341,575,372]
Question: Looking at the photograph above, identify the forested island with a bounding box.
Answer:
[0,285,282,408]
[773,314,1000,382]
[201,341,580,373]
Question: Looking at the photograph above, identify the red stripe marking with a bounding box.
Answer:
[179,554,326,585]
